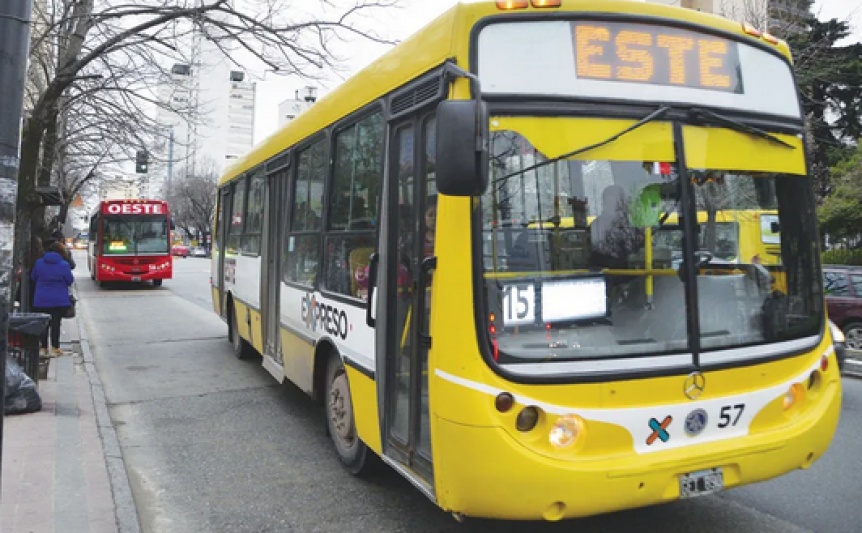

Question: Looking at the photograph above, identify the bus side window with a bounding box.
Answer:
[324,238,351,294]
[323,110,383,299]
[349,246,375,300]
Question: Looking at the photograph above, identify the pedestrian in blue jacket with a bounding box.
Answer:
[31,242,74,357]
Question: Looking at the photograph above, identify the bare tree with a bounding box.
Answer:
[18,0,398,289]
[168,160,219,243]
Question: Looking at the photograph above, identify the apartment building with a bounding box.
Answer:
[277,87,318,129]
[149,36,256,198]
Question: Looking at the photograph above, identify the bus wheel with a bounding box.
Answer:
[229,307,252,359]
[153,279,163,287]
[325,355,374,475]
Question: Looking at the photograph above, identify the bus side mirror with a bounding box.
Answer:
[435,100,489,197]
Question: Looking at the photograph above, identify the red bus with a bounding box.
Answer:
[87,199,172,287]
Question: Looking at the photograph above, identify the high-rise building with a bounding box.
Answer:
[277,87,318,129]
[149,35,256,199]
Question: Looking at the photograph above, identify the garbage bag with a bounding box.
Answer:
[5,357,42,415]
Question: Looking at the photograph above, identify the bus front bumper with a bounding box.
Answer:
[98,265,171,282]
[433,381,841,521]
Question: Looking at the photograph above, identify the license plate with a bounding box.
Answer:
[131,276,141,282]
[679,468,724,498]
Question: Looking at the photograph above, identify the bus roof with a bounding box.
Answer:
[219,0,792,187]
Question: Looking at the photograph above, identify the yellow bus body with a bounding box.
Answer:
[212,0,840,521]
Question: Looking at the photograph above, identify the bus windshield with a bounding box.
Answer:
[102,215,169,255]
[480,118,821,371]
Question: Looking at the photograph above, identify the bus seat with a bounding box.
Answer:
[349,247,375,298]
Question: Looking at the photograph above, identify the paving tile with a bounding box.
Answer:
[1,304,125,533]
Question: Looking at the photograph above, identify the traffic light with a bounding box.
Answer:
[135,150,149,173]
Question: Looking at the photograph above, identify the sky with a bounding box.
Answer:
[251,0,862,143]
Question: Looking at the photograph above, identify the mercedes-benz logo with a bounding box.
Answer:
[683,371,706,400]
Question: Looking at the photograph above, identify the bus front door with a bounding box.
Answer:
[380,116,436,486]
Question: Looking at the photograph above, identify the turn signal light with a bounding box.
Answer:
[783,383,804,410]
[496,0,528,8]
[531,0,562,6]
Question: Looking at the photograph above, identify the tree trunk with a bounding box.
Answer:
[38,106,59,187]
[13,115,48,303]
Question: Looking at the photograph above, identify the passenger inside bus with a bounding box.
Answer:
[397,198,437,277]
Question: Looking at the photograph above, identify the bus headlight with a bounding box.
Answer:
[549,415,584,448]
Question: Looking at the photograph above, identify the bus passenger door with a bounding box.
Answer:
[380,115,436,485]
[216,188,231,317]
[261,167,287,370]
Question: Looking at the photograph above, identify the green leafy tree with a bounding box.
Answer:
[818,142,862,245]
[787,17,862,199]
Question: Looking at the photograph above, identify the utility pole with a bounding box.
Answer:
[0,0,34,497]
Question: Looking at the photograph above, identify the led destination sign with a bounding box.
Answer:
[573,21,743,93]
[102,202,165,215]
[477,20,801,119]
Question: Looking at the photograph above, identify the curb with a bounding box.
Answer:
[76,308,142,533]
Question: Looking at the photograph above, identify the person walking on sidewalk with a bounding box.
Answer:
[31,241,74,357]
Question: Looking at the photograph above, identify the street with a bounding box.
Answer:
[77,252,862,532]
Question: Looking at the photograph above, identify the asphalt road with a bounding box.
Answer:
[77,253,862,532]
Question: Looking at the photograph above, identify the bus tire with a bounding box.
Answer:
[229,305,252,359]
[153,279,163,287]
[325,355,374,475]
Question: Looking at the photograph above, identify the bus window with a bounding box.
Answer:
[284,139,325,286]
[323,112,383,298]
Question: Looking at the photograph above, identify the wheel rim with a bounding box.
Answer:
[328,370,356,447]
[846,327,862,350]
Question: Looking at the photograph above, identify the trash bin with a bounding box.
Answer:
[8,313,50,383]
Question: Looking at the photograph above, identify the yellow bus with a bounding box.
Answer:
[212,0,840,521]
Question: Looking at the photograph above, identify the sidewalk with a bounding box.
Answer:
[1,302,140,532]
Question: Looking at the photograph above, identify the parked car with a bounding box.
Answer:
[829,319,847,372]
[823,265,862,351]
[171,244,189,257]
[191,246,207,258]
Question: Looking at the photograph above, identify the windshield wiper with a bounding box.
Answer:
[688,107,795,149]
[494,106,672,185]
